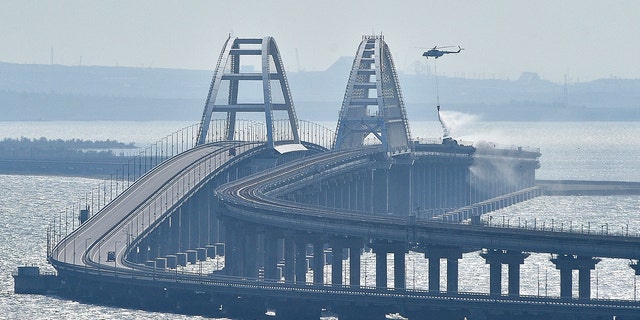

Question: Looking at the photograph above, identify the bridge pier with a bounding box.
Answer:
[388,163,411,216]
[295,239,308,284]
[331,241,343,286]
[263,234,279,280]
[196,189,210,247]
[284,237,295,283]
[169,210,180,253]
[425,246,463,293]
[480,249,529,297]
[313,241,325,285]
[370,240,406,289]
[243,224,259,278]
[372,168,389,215]
[350,245,361,287]
[332,237,363,287]
[223,219,243,276]
[179,205,190,252]
[551,254,600,300]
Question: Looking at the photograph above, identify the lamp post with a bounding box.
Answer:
[536,264,540,296]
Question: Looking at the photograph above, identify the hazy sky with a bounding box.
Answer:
[3,0,639,83]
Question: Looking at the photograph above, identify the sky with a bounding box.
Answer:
[2,0,639,83]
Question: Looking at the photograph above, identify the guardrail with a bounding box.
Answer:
[47,120,335,257]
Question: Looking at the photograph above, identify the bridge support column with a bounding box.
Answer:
[263,234,279,280]
[284,237,295,283]
[223,219,242,276]
[394,250,406,290]
[179,205,190,252]
[371,240,406,289]
[388,163,411,216]
[372,168,389,215]
[350,246,361,287]
[375,251,387,289]
[169,212,180,254]
[243,224,258,278]
[551,254,600,300]
[447,257,459,293]
[295,239,308,284]
[425,246,463,293]
[313,241,325,285]
[331,242,343,286]
[197,190,209,247]
[480,249,529,297]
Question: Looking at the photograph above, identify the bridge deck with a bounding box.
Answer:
[51,141,261,271]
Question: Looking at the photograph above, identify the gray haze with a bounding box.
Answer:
[3,0,640,83]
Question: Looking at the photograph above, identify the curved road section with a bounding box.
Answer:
[218,148,640,259]
[50,141,261,272]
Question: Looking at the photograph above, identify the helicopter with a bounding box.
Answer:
[422,45,463,59]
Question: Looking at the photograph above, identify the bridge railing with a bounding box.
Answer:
[47,119,336,255]
[200,118,335,150]
[479,214,639,237]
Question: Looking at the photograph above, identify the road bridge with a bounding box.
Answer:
[41,35,640,320]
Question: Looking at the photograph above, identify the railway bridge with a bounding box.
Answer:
[46,36,640,320]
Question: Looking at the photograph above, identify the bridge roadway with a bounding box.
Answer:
[217,146,640,259]
[48,142,640,318]
[50,141,262,272]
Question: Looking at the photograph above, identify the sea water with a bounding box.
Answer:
[1,121,639,319]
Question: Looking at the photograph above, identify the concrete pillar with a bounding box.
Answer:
[428,256,441,292]
[559,265,573,299]
[313,242,324,285]
[394,250,406,290]
[197,190,209,247]
[488,260,502,296]
[264,235,279,280]
[508,262,521,296]
[225,220,244,276]
[243,226,258,278]
[425,246,463,293]
[388,164,411,216]
[188,199,199,249]
[295,240,307,284]
[284,238,295,283]
[551,254,600,300]
[169,212,180,253]
[375,250,387,288]
[179,206,190,252]
[578,266,591,299]
[350,247,361,287]
[372,169,389,215]
[481,249,530,297]
[332,244,343,286]
[370,240,406,289]
[447,257,459,293]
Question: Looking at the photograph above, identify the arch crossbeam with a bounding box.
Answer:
[334,35,412,155]
[197,36,301,150]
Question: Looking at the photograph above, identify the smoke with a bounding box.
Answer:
[436,108,479,140]
[470,141,527,201]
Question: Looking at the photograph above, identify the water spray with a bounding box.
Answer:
[437,105,451,139]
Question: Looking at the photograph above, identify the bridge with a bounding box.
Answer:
[45,36,640,320]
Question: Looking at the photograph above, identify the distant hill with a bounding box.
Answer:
[1,61,638,122]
